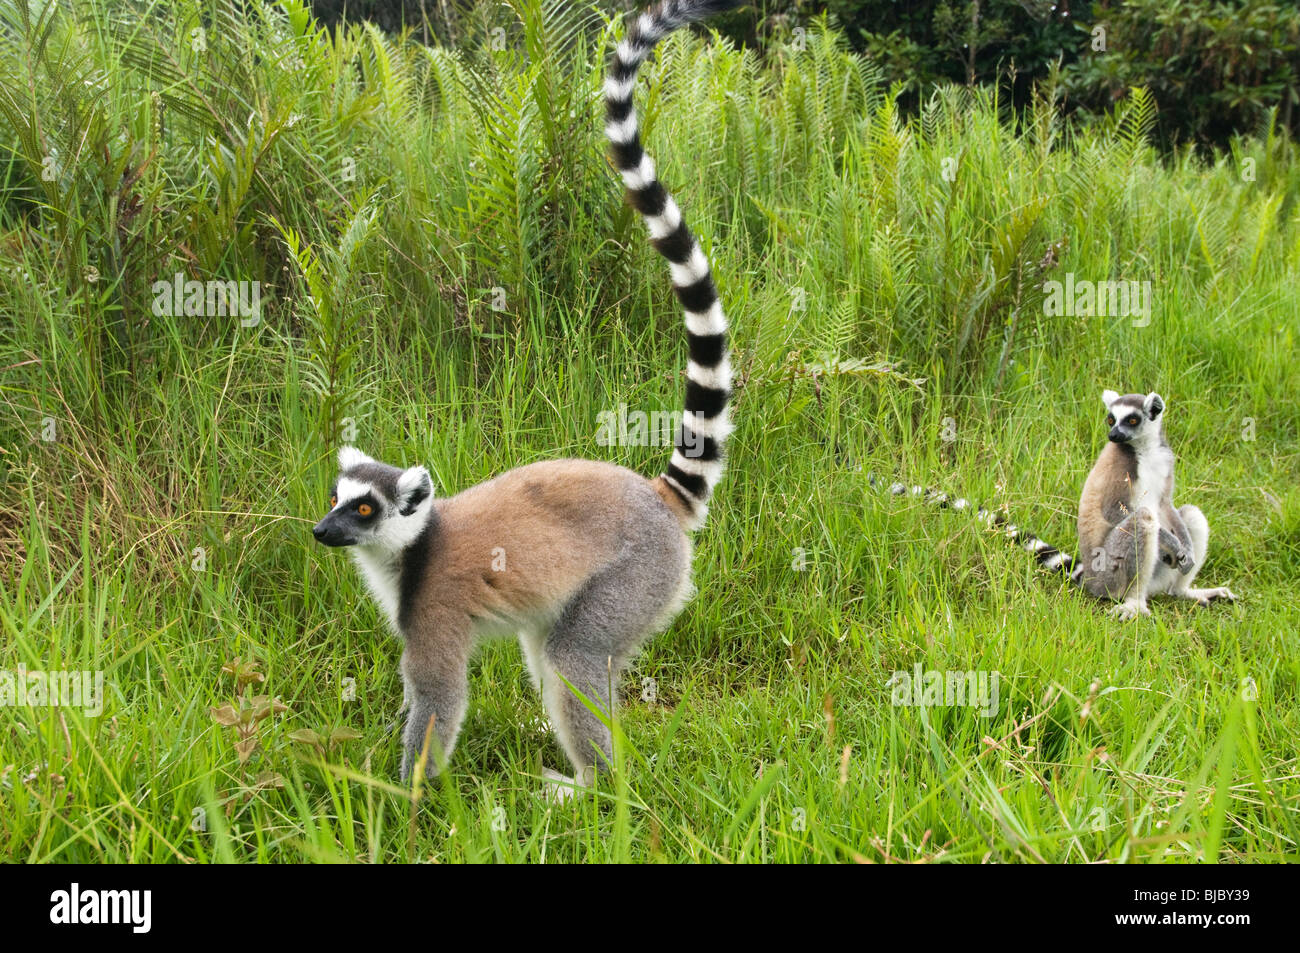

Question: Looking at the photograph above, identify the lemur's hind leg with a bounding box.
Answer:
[540,630,614,792]
[1085,508,1161,620]
[1154,504,1236,606]
[540,543,690,790]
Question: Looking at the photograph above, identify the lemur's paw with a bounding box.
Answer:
[1176,550,1195,574]
[1190,586,1235,606]
[541,768,584,804]
[1110,600,1151,621]
[400,748,443,783]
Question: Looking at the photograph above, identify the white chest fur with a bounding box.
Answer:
[350,547,403,634]
[1131,446,1174,513]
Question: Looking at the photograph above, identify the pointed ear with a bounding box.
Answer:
[1144,392,1164,419]
[1102,389,1119,408]
[395,466,433,516]
[338,446,374,471]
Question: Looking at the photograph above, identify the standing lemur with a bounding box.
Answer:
[312,0,739,785]
[868,389,1235,619]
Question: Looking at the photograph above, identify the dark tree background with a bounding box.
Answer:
[307,0,1300,148]
[309,0,436,32]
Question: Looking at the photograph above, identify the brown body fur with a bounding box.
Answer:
[1078,440,1141,560]
[405,459,689,634]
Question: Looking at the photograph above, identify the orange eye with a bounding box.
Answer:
[329,495,337,508]
[1106,414,1115,425]
[1127,416,1139,426]
[358,503,373,517]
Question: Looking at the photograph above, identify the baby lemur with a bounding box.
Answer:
[312,0,738,786]
[1077,389,1235,620]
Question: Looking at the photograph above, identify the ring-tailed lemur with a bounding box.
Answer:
[868,389,1236,620]
[312,0,737,787]
[1077,389,1235,619]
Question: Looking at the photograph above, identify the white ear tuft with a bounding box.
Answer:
[395,465,433,515]
[338,446,375,471]
[1144,392,1165,419]
[1101,389,1119,408]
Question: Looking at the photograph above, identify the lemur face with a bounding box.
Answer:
[312,447,433,550]
[1101,389,1164,447]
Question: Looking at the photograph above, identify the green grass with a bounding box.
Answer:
[0,0,1297,863]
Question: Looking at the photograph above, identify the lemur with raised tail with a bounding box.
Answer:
[868,389,1235,619]
[312,0,738,787]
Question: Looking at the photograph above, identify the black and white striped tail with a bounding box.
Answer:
[606,0,738,530]
[867,474,1085,582]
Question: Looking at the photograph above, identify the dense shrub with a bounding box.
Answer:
[820,0,1299,147]
[1062,0,1300,147]
[312,1,1299,147]
[310,0,434,35]
[818,0,1081,100]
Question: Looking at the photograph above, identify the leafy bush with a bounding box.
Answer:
[787,0,1299,146]
[820,0,1081,99]
[1062,0,1300,148]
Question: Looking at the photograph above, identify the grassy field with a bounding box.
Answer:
[1,0,1297,863]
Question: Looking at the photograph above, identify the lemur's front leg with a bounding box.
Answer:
[399,621,473,781]
[1156,525,1194,574]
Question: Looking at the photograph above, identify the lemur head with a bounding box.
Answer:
[312,446,434,550]
[1101,389,1165,450]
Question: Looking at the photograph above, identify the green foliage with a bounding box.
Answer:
[786,0,1300,147]
[821,0,1079,92]
[273,197,380,446]
[1062,0,1300,149]
[0,0,1297,863]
